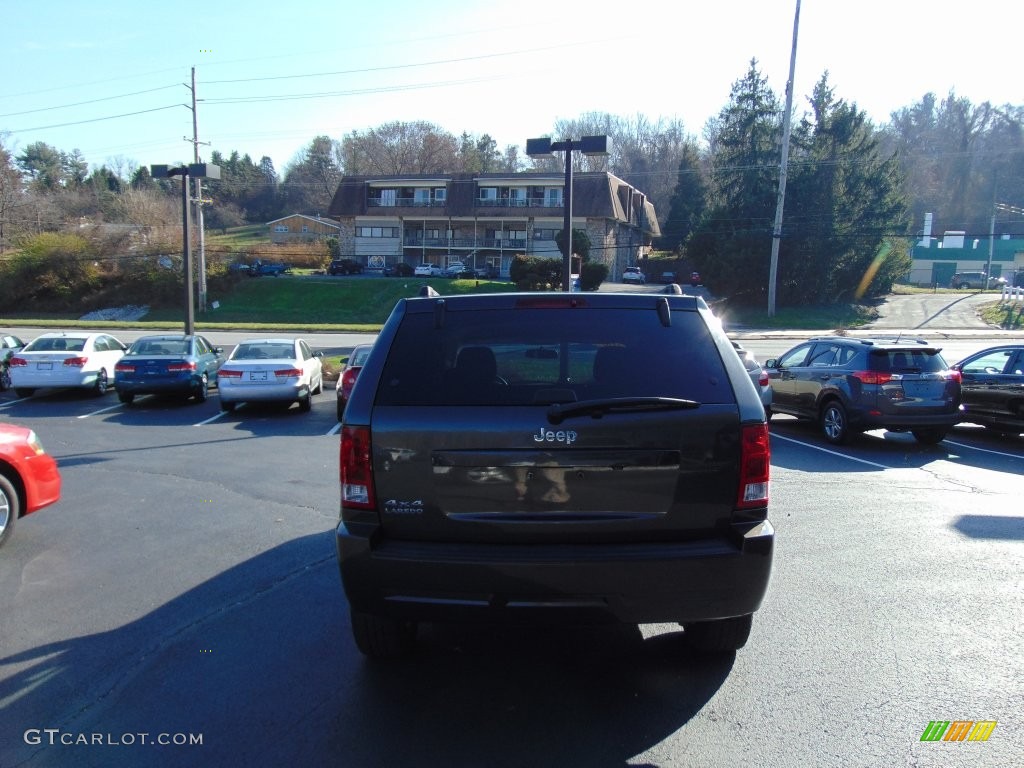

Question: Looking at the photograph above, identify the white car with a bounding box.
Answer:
[217,338,324,413]
[732,341,773,417]
[414,264,442,276]
[622,266,646,284]
[8,332,128,397]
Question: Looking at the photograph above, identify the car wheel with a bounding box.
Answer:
[298,391,312,412]
[313,375,323,396]
[118,391,134,405]
[350,610,417,659]
[764,406,773,423]
[220,400,236,413]
[682,614,753,653]
[0,368,10,391]
[194,374,209,403]
[15,388,34,398]
[820,401,851,445]
[912,428,946,445]
[337,399,345,422]
[0,473,19,549]
[93,369,109,396]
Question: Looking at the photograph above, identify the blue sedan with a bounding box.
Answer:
[114,334,225,405]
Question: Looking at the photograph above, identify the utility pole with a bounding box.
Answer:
[768,0,801,317]
[185,67,211,313]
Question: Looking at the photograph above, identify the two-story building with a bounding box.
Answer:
[325,172,660,279]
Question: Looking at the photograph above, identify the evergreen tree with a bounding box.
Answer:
[659,142,708,252]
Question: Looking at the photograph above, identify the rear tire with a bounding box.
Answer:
[194,374,209,403]
[682,614,753,654]
[350,610,417,659]
[0,368,10,391]
[118,391,134,405]
[337,399,345,422]
[298,392,312,412]
[220,400,236,412]
[820,401,851,445]
[912,428,946,444]
[15,388,34,398]
[0,473,19,549]
[93,369,109,396]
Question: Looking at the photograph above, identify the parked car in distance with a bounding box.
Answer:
[114,334,225,405]
[950,271,1006,290]
[336,343,374,421]
[218,338,324,413]
[8,332,128,398]
[414,264,442,277]
[442,262,466,277]
[336,288,773,659]
[622,266,646,284]
[765,336,961,445]
[0,422,62,549]
[1,334,27,391]
[951,344,1024,436]
[732,341,772,417]
[249,261,290,277]
[329,259,363,275]
[658,271,677,284]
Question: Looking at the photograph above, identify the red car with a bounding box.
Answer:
[336,343,374,421]
[0,423,62,548]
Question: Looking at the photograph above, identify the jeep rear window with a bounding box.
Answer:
[376,308,733,406]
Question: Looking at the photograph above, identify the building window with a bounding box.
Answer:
[479,187,497,201]
[274,224,289,232]
[301,225,310,233]
[434,188,447,202]
[414,188,430,204]
[534,228,558,240]
[356,227,399,238]
[545,188,563,205]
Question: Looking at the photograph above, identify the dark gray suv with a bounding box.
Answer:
[336,289,773,658]
[766,336,962,445]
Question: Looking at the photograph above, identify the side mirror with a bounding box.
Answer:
[765,359,778,368]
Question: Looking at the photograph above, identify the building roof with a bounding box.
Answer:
[266,213,340,229]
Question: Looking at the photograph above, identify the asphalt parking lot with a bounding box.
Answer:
[1,317,1022,767]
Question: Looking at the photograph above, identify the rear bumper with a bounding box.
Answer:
[336,520,773,624]
[854,409,960,431]
[219,382,309,404]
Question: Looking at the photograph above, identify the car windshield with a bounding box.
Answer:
[131,340,188,355]
[233,343,295,360]
[26,337,86,352]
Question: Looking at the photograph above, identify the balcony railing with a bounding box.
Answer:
[477,197,562,208]
[404,238,527,249]
[368,198,445,208]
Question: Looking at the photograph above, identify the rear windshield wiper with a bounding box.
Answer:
[547,397,699,425]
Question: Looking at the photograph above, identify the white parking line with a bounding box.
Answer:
[77,402,125,419]
[770,432,891,469]
[195,410,229,426]
[944,438,1024,461]
[326,422,342,436]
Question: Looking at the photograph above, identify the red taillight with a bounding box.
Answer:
[757,368,769,387]
[946,369,961,384]
[166,362,196,372]
[737,424,770,509]
[218,368,242,378]
[274,367,302,378]
[63,356,88,367]
[8,356,27,367]
[341,366,361,393]
[851,370,893,385]
[115,362,135,373]
[340,425,375,510]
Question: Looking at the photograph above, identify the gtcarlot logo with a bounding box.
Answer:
[24,729,203,747]
[920,720,997,742]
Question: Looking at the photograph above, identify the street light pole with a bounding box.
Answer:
[527,135,610,291]
[151,163,221,335]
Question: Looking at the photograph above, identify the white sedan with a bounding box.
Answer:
[414,264,442,276]
[8,332,128,397]
[217,338,324,413]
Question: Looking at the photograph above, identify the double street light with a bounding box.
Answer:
[151,163,220,335]
[526,135,610,291]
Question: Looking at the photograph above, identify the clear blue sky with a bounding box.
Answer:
[2,0,1019,176]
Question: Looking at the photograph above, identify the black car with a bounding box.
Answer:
[765,336,961,445]
[329,259,363,275]
[951,345,1024,435]
[336,288,773,658]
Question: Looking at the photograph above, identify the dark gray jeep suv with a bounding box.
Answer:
[336,290,773,658]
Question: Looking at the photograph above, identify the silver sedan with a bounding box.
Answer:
[217,338,324,413]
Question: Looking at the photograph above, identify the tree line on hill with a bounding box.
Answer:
[1,59,1022,311]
